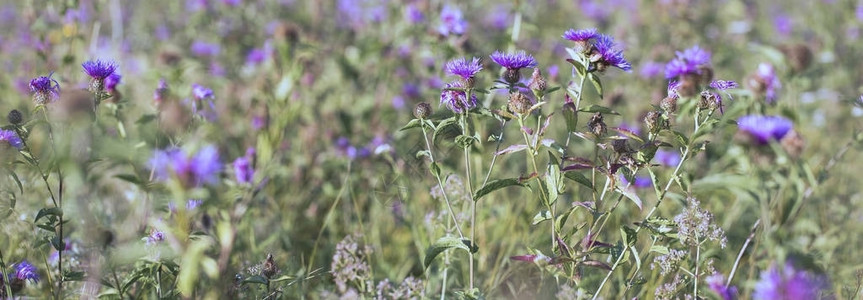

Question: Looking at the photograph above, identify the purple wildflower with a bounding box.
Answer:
[81,60,118,80]
[445,57,483,80]
[438,4,467,36]
[753,262,831,300]
[192,83,214,100]
[146,230,166,245]
[105,73,122,91]
[639,61,664,79]
[592,34,632,72]
[246,48,267,66]
[186,199,203,210]
[654,149,681,167]
[483,5,510,30]
[665,45,711,79]
[706,273,738,300]
[14,260,39,283]
[755,63,781,103]
[620,174,652,189]
[404,3,424,24]
[737,115,793,145]
[440,81,478,114]
[563,28,598,42]
[710,80,738,90]
[29,74,61,104]
[233,147,255,184]
[149,145,222,187]
[490,50,537,70]
[0,129,23,150]
[190,40,221,57]
[154,79,169,105]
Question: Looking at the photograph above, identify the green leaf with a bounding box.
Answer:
[415,150,431,159]
[545,163,562,206]
[269,275,295,283]
[545,86,561,95]
[35,207,63,223]
[8,171,23,194]
[63,271,86,282]
[565,58,587,79]
[52,235,65,251]
[578,104,619,115]
[135,114,157,125]
[588,73,603,99]
[115,174,142,185]
[647,168,663,201]
[399,118,422,131]
[424,236,472,269]
[532,210,552,225]
[564,171,594,190]
[649,245,670,255]
[242,275,269,285]
[433,117,458,142]
[616,186,642,210]
[672,131,690,146]
[455,134,477,149]
[473,178,524,201]
[429,162,441,179]
[621,226,637,246]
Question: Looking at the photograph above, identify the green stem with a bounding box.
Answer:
[517,115,557,248]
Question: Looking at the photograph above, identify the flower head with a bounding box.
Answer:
[438,4,467,36]
[14,260,39,283]
[490,50,537,70]
[750,63,782,103]
[192,83,214,100]
[149,145,222,187]
[753,262,830,300]
[445,57,483,80]
[145,230,166,245]
[0,129,23,150]
[562,28,598,42]
[233,147,255,184]
[105,73,122,91]
[29,74,61,104]
[440,81,478,114]
[737,115,793,145]
[706,273,738,300]
[592,34,632,72]
[81,60,118,80]
[665,45,711,79]
[190,40,221,57]
[710,80,738,90]
[654,149,681,167]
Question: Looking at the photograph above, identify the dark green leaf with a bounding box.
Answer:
[588,73,603,99]
[433,117,459,142]
[136,114,157,125]
[35,207,63,223]
[616,186,642,210]
[242,275,269,285]
[63,271,86,282]
[424,236,472,269]
[564,171,594,190]
[672,131,689,146]
[8,171,23,194]
[429,162,441,178]
[399,118,422,131]
[532,210,552,225]
[115,174,142,185]
[473,178,524,201]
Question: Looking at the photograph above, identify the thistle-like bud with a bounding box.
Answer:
[698,90,716,110]
[611,139,631,154]
[461,76,476,90]
[413,102,432,119]
[508,92,533,115]
[503,68,521,85]
[588,112,607,137]
[262,253,280,279]
[7,110,23,125]
[660,96,678,114]
[528,68,547,98]
[644,111,667,134]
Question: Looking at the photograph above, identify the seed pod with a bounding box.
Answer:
[7,110,23,125]
[660,96,678,114]
[413,102,432,119]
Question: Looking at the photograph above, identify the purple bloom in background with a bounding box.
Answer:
[222,0,241,6]
[445,57,483,80]
[706,273,738,300]
[82,59,118,80]
[483,5,510,30]
[404,3,424,23]
[856,4,863,20]
[187,199,203,210]
[233,147,255,184]
[105,73,122,91]
[154,79,169,105]
[149,145,222,187]
[593,34,632,71]
[0,129,23,150]
[620,174,652,188]
[13,261,39,283]
[753,262,831,300]
[654,149,681,167]
[639,61,664,78]
[773,13,793,37]
[490,50,537,70]
[440,81,478,114]
[563,28,598,42]
[710,80,738,90]
[190,40,221,57]
[186,0,209,11]
[192,83,214,100]
[29,74,61,104]
[756,63,781,103]
[665,45,711,79]
[246,48,267,66]
[146,230,165,245]
[438,4,467,36]
[737,115,793,145]
[402,83,421,99]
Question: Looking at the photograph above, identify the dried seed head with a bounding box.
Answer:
[7,110,23,125]
[698,90,716,110]
[413,102,432,119]
[588,112,607,137]
[611,139,631,154]
[262,253,280,279]
[508,92,533,115]
[528,68,547,94]
[644,111,667,134]
[660,96,678,114]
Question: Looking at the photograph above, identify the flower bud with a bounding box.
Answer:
[508,92,533,115]
[7,110,23,125]
[644,111,668,134]
[660,96,678,114]
[413,102,432,119]
[698,90,716,110]
[461,76,476,89]
[588,112,607,137]
[262,253,280,279]
[528,68,547,97]
[503,68,521,85]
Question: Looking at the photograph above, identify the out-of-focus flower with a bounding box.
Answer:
[331,234,373,294]
[0,129,23,150]
[192,84,214,100]
[673,197,727,248]
[105,73,122,92]
[737,115,793,145]
[233,147,255,184]
[437,4,467,36]
[190,40,220,57]
[639,61,664,78]
[753,262,831,300]
[619,174,651,189]
[746,63,782,103]
[710,80,738,90]
[14,260,39,283]
[654,149,681,167]
[29,74,61,104]
[707,273,738,300]
[404,3,424,23]
[591,34,632,72]
[440,81,478,114]
[149,145,222,188]
[483,5,510,30]
[154,79,169,105]
[665,45,711,79]
[145,229,166,245]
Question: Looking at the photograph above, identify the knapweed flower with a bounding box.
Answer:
[665,45,711,79]
[444,57,483,85]
[710,80,738,90]
[149,145,222,188]
[563,28,598,42]
[440,81,479,114]
[706,273,738,300]
[590,34,632,72]
[746,63,782,103]
[14,260,39,283]
[82,60,118,92]
[190,84,218,121]
[29,74,61,104]
[105,73,122,92]
[490,50,537,84]
[753,262,831,300]
[0,129,23,150]
[737,115,793,145]
[437,4,467,36]
[233,147,255,184]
